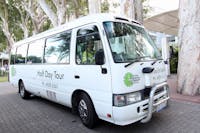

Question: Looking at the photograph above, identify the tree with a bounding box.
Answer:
[0,30,7,52]
[121,0,135,19]
[19,0,48,35]
[0,0,49,51]
[12,0,30,38]
[38,0,68,27]
[142,0,153,19]
[71,0,88,18]
[135,0,143,23]
[0,0,16,50]
[120,0,143,23]
[101,0,109,13]
[178,0,200,95]
[88,0,101,14]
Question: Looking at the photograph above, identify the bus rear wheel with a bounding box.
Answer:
[19,81,30,99]
[77,93,98,128]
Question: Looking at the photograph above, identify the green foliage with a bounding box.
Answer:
[42,19,52,32]
[73,0,88,17]
[0,0,23,44]
[46,0,57,13]
[142,0,153,18]
[170,46,178,73]
[0,30,7,52]
[79,0,88,16]
[0,0,153,52]
[12,0,34,37]
[7,1,23,41]
[101,0,109,13]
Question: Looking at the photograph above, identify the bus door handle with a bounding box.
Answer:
[101,66,107,74]
[74,75,80,79]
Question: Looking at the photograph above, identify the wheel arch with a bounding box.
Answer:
[71,89,97,115]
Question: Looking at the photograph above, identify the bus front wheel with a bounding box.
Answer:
[19,81,30,99]
[77,93,98,128]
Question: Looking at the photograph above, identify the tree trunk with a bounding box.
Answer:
[120,0,143,23]
[15,5,29,38]
[38,0,68,26]
[88,0,101,14]
[19,20,29,38]
[30,7,48,34]
[38,0,58,27]
[0,18,15,50]
[135,0,143,23]
[54,0,67,25]
[178,0,200,95]
[120,0,135,19]
[73,0,80,18]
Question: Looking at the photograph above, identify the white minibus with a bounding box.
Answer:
[9,14,169,128]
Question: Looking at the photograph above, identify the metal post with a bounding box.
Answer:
[161,34,170,76]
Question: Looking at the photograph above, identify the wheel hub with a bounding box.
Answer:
[78,99,88,121]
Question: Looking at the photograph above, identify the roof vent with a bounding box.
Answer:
[131,21,141,25]
[115,17,129,22]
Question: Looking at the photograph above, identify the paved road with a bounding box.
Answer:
[0,82,200,133]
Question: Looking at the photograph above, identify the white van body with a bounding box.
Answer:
[9,14,169,127]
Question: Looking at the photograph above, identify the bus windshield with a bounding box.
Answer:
[103,21,161,63]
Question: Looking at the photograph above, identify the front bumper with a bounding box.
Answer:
[112,82,170,125]
[141,82,169,123]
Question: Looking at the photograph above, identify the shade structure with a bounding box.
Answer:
[144,10,179,36]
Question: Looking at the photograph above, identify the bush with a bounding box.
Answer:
[0,70,8,77]
[0,70,8,82]
[169,47,178,73]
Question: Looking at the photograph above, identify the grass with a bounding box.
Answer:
[0,76,8,82]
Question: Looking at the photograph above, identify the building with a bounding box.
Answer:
[0,52,9,71]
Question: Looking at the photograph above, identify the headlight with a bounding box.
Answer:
[113,92,142,107]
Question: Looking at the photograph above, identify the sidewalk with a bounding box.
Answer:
[167,74,200,104]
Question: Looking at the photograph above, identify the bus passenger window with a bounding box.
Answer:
[16,44,28,64]
[10,48,16,64]
[76,25,104,65]
[44,30,71,64]
[27,39,44,64]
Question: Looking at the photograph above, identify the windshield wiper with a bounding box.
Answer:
[124,56,151,68]
[151,57,163,65]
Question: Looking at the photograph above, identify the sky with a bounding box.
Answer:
[145,0,179,16]
[109,0,179,17]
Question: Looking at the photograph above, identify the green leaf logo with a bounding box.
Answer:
[11,66,16,77]
[124,72,133,87]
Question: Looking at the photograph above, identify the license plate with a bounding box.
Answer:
[156,101,167,112]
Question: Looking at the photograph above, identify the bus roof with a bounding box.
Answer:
[14,13,141,47]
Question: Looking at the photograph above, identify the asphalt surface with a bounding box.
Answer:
[0,82,200,133]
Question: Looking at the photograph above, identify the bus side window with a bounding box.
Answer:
[27,39,44,64]
[76,25,104,65]
[10,48,17,64]
[16,44,28,64]
[44,30,71,64]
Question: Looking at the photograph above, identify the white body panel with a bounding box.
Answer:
[111,61,167,94]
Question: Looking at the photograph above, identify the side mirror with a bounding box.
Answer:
[95,49,104,65]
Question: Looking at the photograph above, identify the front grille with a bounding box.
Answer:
[141,87,165,100]
[155,87,164,95]
[141,87,151,100]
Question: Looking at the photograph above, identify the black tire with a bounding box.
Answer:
[77,93,98,128]
[19,81,30,99]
